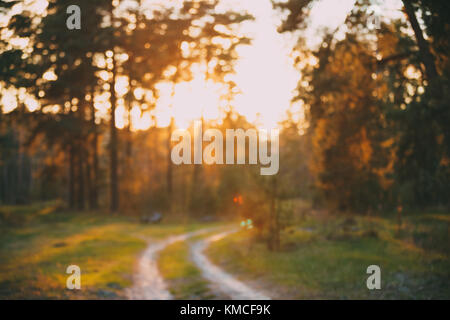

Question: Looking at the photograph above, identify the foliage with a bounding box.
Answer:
[275,0,450,212]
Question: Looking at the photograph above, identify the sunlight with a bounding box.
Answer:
[139,0,302,131]
[1,89,17,113]
[140,0,377,131]
[230,0,300,130]
[0,0,403,132]
[1,0,449,303]
[151,65,224,129]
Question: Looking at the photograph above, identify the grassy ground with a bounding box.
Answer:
[207,209,450,299]
[0,201,213,299]
[157,229,231,299]
[2,201,448,299]
[158,241,219,299]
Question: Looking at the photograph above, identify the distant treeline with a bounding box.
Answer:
[1,0,449,219]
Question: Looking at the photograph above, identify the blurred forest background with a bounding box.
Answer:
[0,0,449,300]
[0,0,449,248]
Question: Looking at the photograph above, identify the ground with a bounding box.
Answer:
[158,241,225,299]
[0,201,216,299]
[0,201,449,299]
[207,209,450,299]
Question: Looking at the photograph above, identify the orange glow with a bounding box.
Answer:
[119,0,303,131]
[2,0,403,130]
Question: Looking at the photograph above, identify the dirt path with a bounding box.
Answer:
[127,228,214,300]
[190,229,271,300]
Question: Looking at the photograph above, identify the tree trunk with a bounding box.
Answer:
[68,144,76,209]
[122,94,133,209]
[0,115,2,203]
[270,176,280,251]
[148,127,154,192]
[16,126,24,203]
[402,0,439,81]
[85,146,93,210]
[77,143,85,210]
[126,90,133,160]
[90,89,99,209]
[109,55,119,214]
[109,2,119,214]
[167,117,173,210]
[190,118,203,215]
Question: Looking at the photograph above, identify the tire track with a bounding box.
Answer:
[127,228,215,300]
[190,229,271,300]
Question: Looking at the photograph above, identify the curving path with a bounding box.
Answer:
[190,229,271,300]
[127,226,270,300]
[127,228,213,300]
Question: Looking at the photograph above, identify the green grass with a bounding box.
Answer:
[0,202,214,299]
[2,201,448,299]
[158,242,216,299]
[157,228,230,300]
[207,211,450,299]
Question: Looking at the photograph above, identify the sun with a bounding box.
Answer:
[132,0,301,131]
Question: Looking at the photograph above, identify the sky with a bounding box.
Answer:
[149,0,402,130]
[141,0,303,130]
[148,0,354,130]
[222,0,301,130]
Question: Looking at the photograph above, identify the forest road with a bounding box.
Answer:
[127,226,270,300]
[126,228,214,300]
[190,229,271,300]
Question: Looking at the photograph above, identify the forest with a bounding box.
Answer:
[0,0,449,300]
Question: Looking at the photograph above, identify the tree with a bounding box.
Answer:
[0,0,254,215]
[274,0,450,210]
[402,0,438,81]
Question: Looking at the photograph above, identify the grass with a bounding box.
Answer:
[158,242,215,299]
[2,201,448,299]
[0,201,214,299]
[206,210,450,299]
[157,227,231,299]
